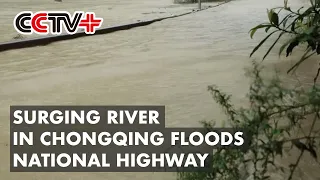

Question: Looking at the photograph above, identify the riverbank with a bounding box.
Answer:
[0,2,230,52]
[0,0,219,42]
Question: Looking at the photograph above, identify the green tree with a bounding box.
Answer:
[250,0,320,83]
[178,62,320,180]
[178,0,320,179]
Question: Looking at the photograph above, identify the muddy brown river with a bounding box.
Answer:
[0,0,319,179]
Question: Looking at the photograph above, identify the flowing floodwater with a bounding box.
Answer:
[0,0,319,179]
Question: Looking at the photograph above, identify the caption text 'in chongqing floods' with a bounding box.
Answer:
[10,106,249,172]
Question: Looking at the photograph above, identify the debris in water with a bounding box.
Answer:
[142,11,166,15]
[13,34,24,40]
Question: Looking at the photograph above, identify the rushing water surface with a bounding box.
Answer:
[0,0,319,179]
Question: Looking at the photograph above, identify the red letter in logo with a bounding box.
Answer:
[31,13,48,34]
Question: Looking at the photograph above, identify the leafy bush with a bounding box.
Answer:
[249,0,320,83]
[178,62,320,180]
[178,1,320,179]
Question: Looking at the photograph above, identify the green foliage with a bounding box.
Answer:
[177,1,320,180]
[178,62,320,180]
[249,0,320,82]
